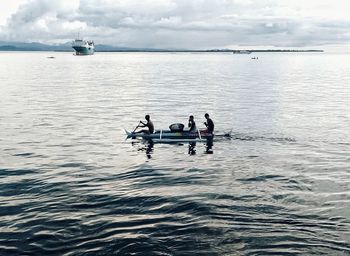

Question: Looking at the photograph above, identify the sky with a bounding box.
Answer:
[0,0,350,50]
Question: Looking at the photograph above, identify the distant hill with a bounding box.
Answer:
[0,41,324,53]
[0,41,172,52]
[0,41,71,51]
[0,45,18,51]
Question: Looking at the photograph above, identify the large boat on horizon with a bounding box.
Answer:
[72,39,94,55]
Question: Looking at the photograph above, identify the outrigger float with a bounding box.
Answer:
[125,128,231,143]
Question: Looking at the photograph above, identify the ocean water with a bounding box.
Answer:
[0,51,349,255]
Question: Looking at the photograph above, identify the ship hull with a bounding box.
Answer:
[73,46,94,55]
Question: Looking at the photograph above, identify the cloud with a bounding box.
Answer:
[0,0,350,48]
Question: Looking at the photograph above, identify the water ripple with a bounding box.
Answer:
[0,52,350,255]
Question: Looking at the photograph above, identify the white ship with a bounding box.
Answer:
[72,39,94,55]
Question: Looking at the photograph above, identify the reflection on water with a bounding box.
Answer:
[130,137,216,157]
[133,140,154,159]
[188,142,196,155]
[206,137,214,154]
[146,140,154,159]
[132,139,213,157]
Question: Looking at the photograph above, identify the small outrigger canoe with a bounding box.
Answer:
[125,129,231,143]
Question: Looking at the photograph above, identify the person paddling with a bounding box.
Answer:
[204,113,214,134]
[136,115,154,134]
[188,115,197,133]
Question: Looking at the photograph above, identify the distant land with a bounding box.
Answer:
[0,41,324,53]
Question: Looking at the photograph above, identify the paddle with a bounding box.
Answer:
[132,121,141,133]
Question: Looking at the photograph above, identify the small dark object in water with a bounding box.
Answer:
[47,56,55,59]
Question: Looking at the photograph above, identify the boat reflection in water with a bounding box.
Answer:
[145,141,154,159]
[132,138,214,158]
[188,138,213,155]
[188,142,197,155]
[132,140,154,159]
[205,136,214,154]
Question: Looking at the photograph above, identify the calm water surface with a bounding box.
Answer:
[0,52,349,255]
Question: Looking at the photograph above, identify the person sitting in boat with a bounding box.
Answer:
[188,115,197,133]
[204,113,214,134]
[137,115,154,134]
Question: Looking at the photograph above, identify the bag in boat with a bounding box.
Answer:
[169,123,184,132]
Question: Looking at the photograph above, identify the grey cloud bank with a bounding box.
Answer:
[1,0,350,49]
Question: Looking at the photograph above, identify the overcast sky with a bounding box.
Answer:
[0,0,350,50]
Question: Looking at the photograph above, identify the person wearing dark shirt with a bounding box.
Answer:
[137,114,154,134]
[188,115,197,133]
[204,113,214,133]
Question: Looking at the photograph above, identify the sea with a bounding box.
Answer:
[0,51,349,255]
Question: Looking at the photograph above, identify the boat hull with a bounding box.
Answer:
[125,129,215,143]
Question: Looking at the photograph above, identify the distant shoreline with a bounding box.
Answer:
[0,42,324,53]
[87,50,324,53]
[0,48,324,53]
